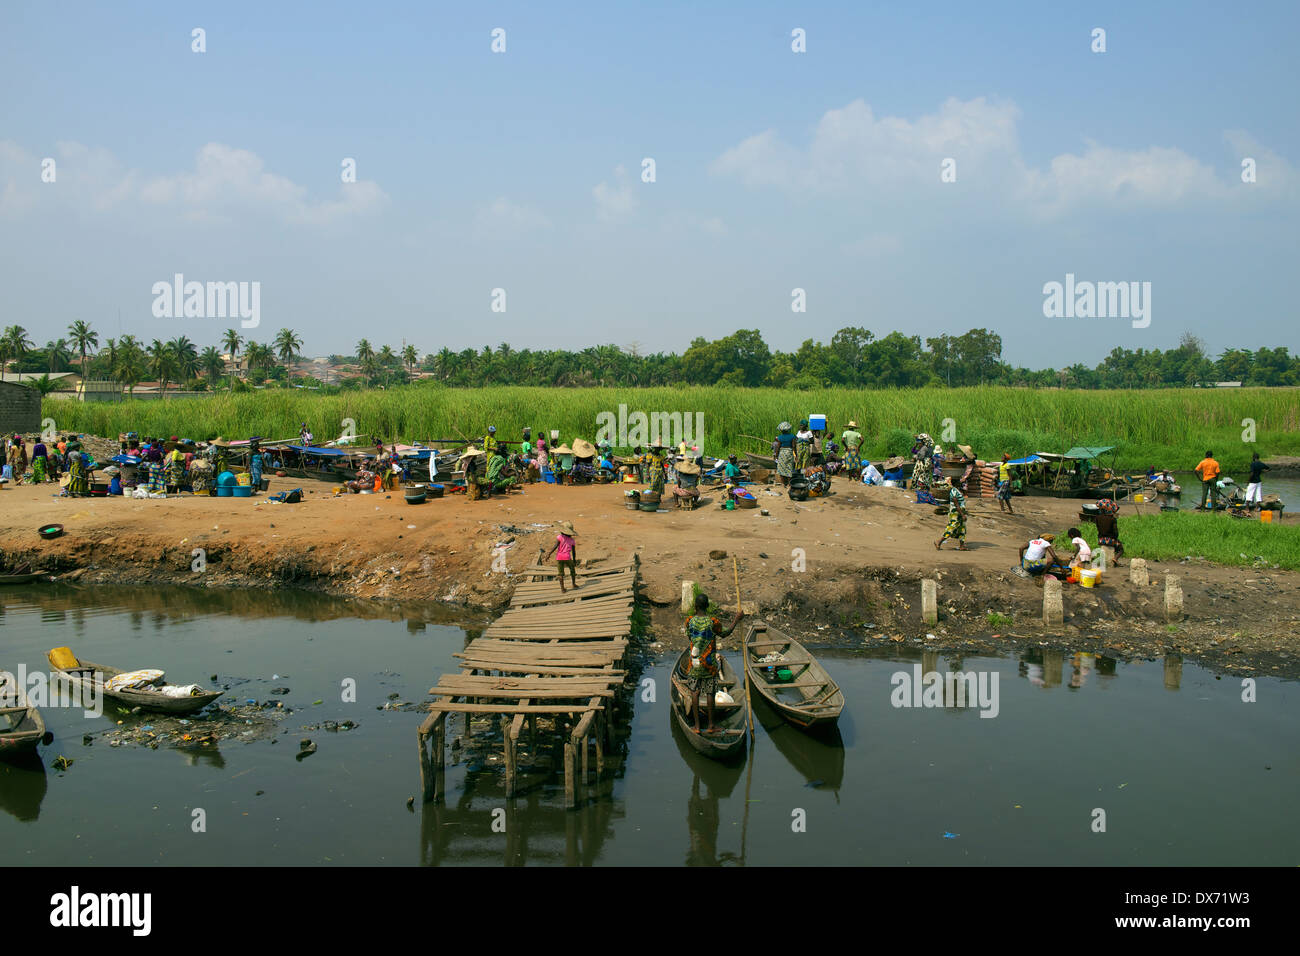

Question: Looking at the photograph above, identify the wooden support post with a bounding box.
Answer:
[564,741,576,809]
[921,579,938,626]
[594,715,605,777]
[527,714,537,746]
[1163,654,1183,690]
[418,731,432,803]
[1129,558,1149,587]
[432,715,445,802]
[1043,576,1064,626]
[502,716,517,799]
[581,734,590,784]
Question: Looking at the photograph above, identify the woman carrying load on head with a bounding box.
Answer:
[247,440,265,492]
[772,422,796,487]
[910,433,934,489]
[794,420,813,471]
[1093,498,1124,565]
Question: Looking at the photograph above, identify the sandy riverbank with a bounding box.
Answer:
[2,474,1298,679]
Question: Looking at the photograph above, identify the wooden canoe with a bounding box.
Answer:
[46,653,223,714]
[742,623,843,731]
[744,452,777,470]
[0,572,50,585]
[669,650,747,760]
[0,678,46,758]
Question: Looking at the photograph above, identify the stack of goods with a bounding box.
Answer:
[964,460,1000,497]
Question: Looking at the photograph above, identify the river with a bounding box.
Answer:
[1,585,1295,865]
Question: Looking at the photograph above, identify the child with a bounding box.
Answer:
[544,521,580,592]
[1067,527,1092,569]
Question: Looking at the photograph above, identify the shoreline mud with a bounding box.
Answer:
[3,475,1297,681]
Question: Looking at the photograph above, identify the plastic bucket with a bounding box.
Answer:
[1080,569,1099,588]
[1260,509,1274,523]
[1133,493,1144,503]
[232,485,253,498]
[216,486,232,497]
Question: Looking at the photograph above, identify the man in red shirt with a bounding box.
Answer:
[1194,450,1220,510]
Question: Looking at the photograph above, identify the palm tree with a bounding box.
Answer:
[200,346,225,384]
[222,329,243,360]
[274,328,303,367]
[26,373,64,397]
[433,347,455,381]
[149,339,177,397]
[45,338,72,372]
[356,339,376,383]
[115,336,145,395]
[67,320,98,378]
[402,344,418,374]
[1,326,33,381]
[169,336,199,382]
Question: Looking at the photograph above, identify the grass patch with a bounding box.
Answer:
[1068,511,1300,571]
[986,611,1014,628]
[44,384,1300,470]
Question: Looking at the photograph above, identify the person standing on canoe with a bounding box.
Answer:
[684,593,743,735]
[543,521,580,592]
[1194,450,1220,510]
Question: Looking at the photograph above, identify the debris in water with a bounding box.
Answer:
[297,739,317,760]
[942,832,959,839]
[53,756,74,771]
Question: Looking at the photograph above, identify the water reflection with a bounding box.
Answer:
[672,718,745,866]
[752,695,845,794]
[0,754,47,822]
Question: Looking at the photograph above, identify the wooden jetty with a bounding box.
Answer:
[418,555,636,810]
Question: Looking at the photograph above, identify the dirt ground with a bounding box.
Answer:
[2,472,1298,680]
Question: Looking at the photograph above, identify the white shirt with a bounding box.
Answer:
[1024,539,1049,561]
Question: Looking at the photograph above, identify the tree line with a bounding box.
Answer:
[4,322,1298,393]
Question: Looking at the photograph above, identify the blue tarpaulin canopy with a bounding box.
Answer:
[1005,455,1044,465]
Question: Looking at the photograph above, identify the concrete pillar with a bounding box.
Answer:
[1043,576,1063,626]
[1129,559,1148,587]
[681,581,695,614]
[921,579,938,626]
[1094,547,1109,572]
[1165,575,1183,622]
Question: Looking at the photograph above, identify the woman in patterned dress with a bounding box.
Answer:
[647,444,667,496]
[911,433,934,488]
[772,422,796,486]
[934,477,969,551]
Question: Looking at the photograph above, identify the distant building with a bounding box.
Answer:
[1215,381,1242,388]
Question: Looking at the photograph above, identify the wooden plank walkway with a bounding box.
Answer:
[418,554,636,809]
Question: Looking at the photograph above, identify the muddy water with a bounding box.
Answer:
[1,585,1296,865]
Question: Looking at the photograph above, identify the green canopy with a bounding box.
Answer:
[1063,446,1115,460]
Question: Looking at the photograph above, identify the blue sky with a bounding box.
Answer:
[2,1,1296,367]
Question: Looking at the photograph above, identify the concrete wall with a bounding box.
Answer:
[0,381,41,435]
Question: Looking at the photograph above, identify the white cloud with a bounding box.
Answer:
[712,97,1292,214]
[592,164,638,221]
[0,140,388,225]
[473,196,552,240]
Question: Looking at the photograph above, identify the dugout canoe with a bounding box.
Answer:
[744,452,777,470]
[742,622,843,731]
[0,571,50,585]
[669,649,748,760]
[0,677,46,759]
[46,653,223,714]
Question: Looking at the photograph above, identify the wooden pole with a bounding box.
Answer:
[733,555,754,741]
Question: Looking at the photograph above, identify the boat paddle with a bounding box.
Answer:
[733,555,754,742]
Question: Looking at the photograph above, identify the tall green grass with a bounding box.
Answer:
[45,384,1299,470]
[1073,511,1300,571]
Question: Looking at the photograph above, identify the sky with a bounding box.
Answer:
[1,0,1296,369]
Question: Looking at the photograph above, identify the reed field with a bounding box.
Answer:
[1074,511,1300,571]
[45,384,1300,471]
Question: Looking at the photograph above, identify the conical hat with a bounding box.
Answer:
[210,437,231,447]
[957,444,974,459]
[572,438,597,458]
[676,460,700,475]
[551,444,573,455]
[458,446,483,459]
